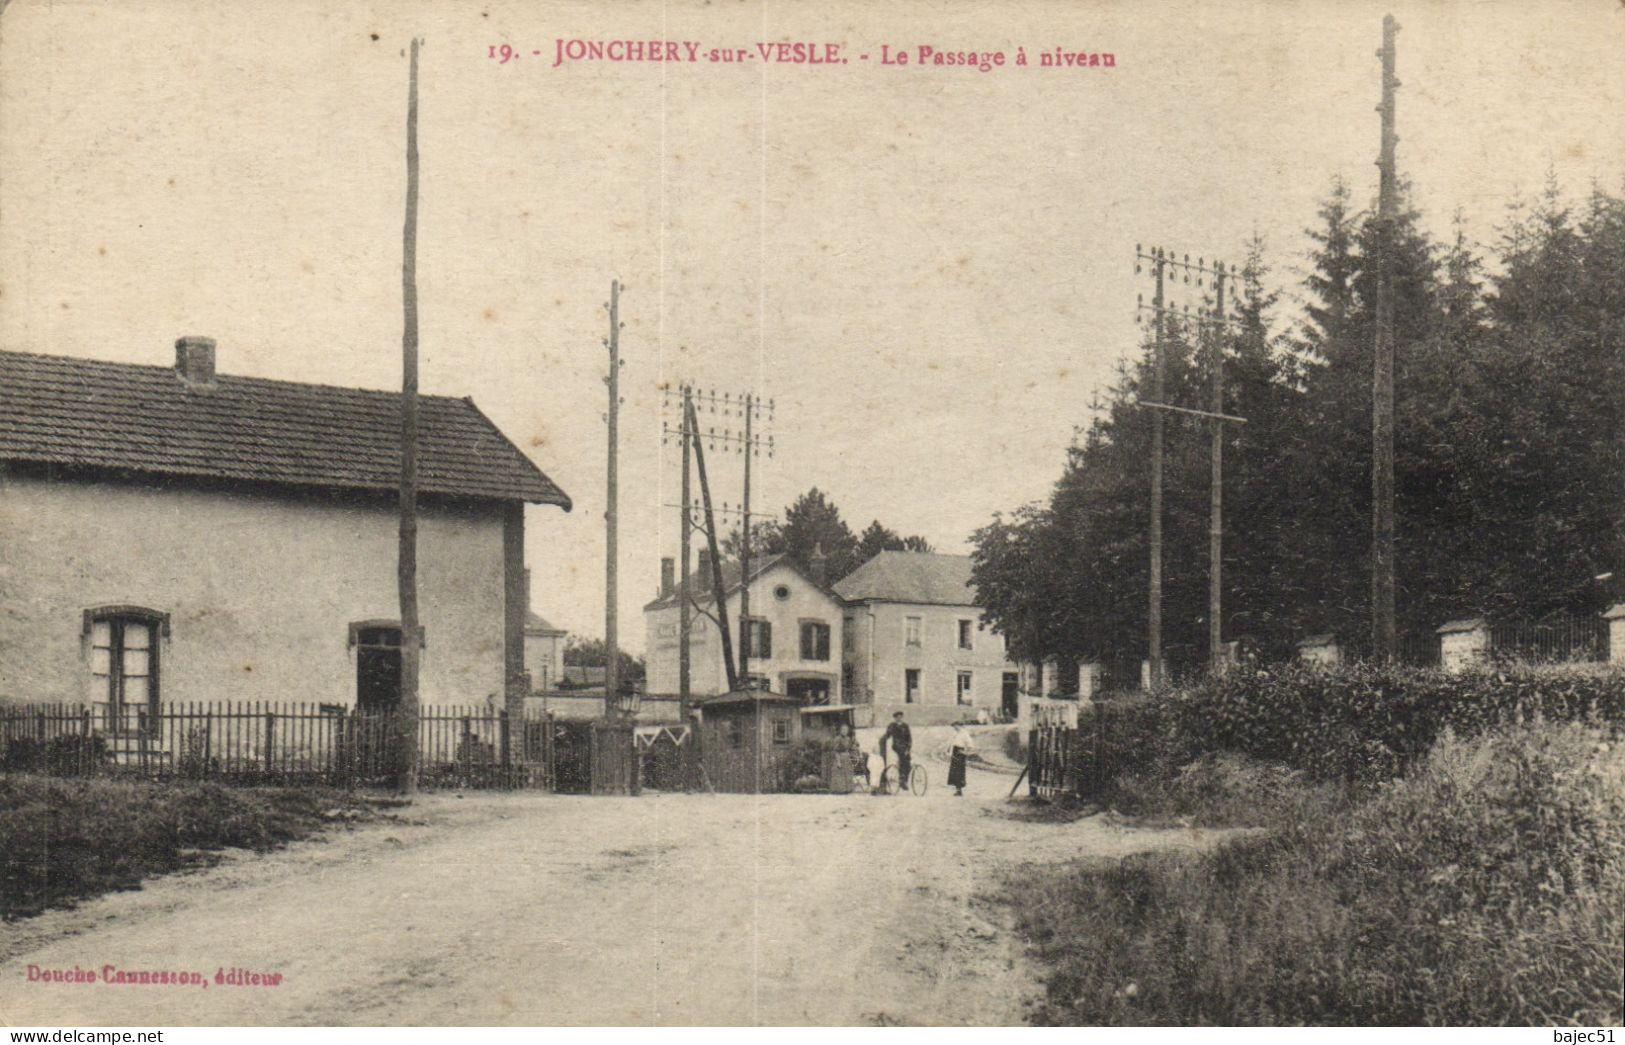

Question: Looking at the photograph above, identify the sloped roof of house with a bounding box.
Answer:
[525,612,566,636]
[563,665,606,686]
[0,349,571,507]
[832,551,979,606]
[644,552,827,612]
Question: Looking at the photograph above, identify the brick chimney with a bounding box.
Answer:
[660,557,675,598]
[809,542,828,587]
[698,548,713,582]
[175,336,217,386]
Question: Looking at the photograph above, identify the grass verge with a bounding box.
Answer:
[1,774,377,919]
[997,719,1625,1025]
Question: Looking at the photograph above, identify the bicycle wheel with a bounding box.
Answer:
[881,767,901,795]
[910,765,928,796]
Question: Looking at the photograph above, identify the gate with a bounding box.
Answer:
[1027,712,1105,801]
[551,720,593,793]
[636,723,698,791]
[590,720,639,795]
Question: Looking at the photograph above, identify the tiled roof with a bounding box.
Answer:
[0,349,570,507]
[832,551,979,606]
[643,553,794,611]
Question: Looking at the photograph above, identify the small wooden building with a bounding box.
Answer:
[697,690,801,793]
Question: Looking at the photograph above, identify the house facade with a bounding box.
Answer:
[835,551,1021,725]
[0,340,570,728]
[643,552,844,704]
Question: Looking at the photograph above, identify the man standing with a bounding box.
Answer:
[881,710,912,793]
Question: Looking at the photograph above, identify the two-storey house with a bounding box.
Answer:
[643,551,843,704]
[834,551,1020,725]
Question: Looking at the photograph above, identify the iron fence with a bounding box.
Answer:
[0,701,554,790]
[1488,615,1606,664]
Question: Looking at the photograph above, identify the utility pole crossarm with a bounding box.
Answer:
[1135,401,1249,425]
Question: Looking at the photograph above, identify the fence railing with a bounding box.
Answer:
[1488,615,1606,664]
[0,701,554,790]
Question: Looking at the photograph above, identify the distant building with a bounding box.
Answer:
[643,550,843,704]
[0,340,570,728]
[524,612,567,692]
[834,551,1020,725]
[560,664,607,690]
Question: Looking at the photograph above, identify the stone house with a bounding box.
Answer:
[834,551,1022,725]
[642,551,844,704]
[0,340,570,729]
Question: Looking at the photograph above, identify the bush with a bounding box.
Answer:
[2,734,113,775]
[1002,718,1625,1025]
[1096,662,1624,793]
[1108,750,1349,829]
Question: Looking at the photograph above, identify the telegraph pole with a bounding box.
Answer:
[1209,263,1227,673]
[1372,15,1400,660]
[688,395,739,692]
[663,389,775,694]
[1148,247,1167,687]
[395,37,422,795]
[739,394,753,686]
[1136,248,1246,679]
[604,280,623,715]
[679,386,692,706]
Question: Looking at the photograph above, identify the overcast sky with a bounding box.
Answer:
[3,0,1622,651]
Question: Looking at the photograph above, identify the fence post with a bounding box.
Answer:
[499,709,511,786]
[81,707,93,775]
[1027,728,1037,797]
[264,710,276,775]
[545,713,556,792]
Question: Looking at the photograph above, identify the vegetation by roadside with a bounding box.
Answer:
[1,774,379,920]
[997,664,1625,1026]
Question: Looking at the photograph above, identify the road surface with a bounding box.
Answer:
[2,765,1222,1025]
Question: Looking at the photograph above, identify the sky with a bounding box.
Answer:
[2,0,1622,652]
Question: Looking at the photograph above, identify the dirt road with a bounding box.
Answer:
[1,775,1222,1026]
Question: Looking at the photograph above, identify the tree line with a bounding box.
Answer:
[725,487,934,584]
[971,177,1625,677]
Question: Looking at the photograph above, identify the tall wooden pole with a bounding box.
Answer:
[395,37,422,794]
[678,386,692,706]
[689,398,739,692]
[1148,248,1166,687]
[739,395,753,687]
[1372,15,1400,660]
[1209,264,1227,673]
[604,280,622,715]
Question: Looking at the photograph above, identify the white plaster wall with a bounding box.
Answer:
[0,473,508,708]
[643,563,842,698]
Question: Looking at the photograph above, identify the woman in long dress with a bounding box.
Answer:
[948,724,976,796]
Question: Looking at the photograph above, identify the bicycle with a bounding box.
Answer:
[878,761,928,796]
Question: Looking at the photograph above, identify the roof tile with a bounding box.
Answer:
[0,350,570,507]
